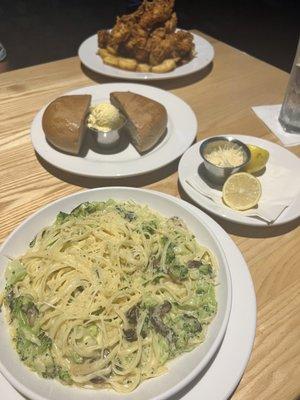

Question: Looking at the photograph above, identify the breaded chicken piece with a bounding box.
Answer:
[148,35,176,65]
[139,0,175,30]
[164,12,177,33]
[172,30,195,58]
[98,30,110,48]
[150,27,166,41]
[121,24,149,61]
[108,18,131,50]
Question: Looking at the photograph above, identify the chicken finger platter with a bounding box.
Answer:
[78,0,214,81]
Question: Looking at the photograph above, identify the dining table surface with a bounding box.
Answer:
[0,30,299,400]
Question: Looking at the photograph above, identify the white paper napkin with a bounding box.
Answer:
[252,105,300,147]
[186,163,300,224]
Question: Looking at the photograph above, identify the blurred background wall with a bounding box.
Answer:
[0,0,299,72]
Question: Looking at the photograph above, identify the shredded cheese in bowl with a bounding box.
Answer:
[205,144,245,168]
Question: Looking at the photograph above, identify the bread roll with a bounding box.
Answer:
[110,91,167,153]
[42,95,91,154]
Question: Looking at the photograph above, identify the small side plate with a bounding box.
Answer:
[179,135,300,226]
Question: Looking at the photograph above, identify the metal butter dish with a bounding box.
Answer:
[88,114,127,148]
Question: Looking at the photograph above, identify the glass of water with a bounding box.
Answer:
[279,37,300,134]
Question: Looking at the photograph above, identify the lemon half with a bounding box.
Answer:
[223,172,262,211]
[244,144,269,174]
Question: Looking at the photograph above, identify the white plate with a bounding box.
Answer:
[78,32,214,81]
[31,83,197,178]
[179,135,300,226]
[0,187,231,400]
[0,192,256,400]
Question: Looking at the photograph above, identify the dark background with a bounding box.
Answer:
[0,0,299,72]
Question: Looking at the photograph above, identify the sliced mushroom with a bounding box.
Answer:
[150,301,175,342]
[160,301,172,315]
[90,376,105,384]
[123,328,137,342]
[182,314,202,333]
[126,304,140,325]
[26,304,39,326]
[150,258,160,269]
[187,260,202,268]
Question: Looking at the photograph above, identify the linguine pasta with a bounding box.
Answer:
[3,200,217,392]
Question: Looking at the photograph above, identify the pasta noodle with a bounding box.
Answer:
[2,200,217,392]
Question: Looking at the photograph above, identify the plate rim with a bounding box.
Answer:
[78,32,214,81]
[178,135,300,227]
[30,82,198,178]
[0,187,232,400]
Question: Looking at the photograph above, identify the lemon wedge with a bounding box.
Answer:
[244,144,269,174]
[222,172,262,211]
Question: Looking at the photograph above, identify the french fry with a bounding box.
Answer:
[137,63,151,72]
[97,48,110,58]
[106,46,117,55]
[151,59,176,73]
[118,57,137,71]
[102,54,119,68]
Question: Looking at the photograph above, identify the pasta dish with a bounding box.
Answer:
[2,200,217,392]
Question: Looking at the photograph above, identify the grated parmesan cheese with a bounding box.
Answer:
[205,144,245,167]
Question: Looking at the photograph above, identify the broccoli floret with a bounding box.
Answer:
[142,220,157,235]
[38,331,52,352]
[41,359,57,379]
[9,294,61,380]
[141,295,158,309]
[8,294,40,344]
[70,201,105,217]
[55,211,69,224]
[115,205,136,221]
[170,314,202,350]
[181,315,202,335]
[15,331,35,362]
[71,352,84,364]
[165,243,176,264]
[199,264,213,275]
[168,263,188,281]
[9,295,36,322]
[15,328,58,379]
[58,367,72,383]
[160,236,168,246]
[15,328,52,361]
[195,281,211,296]
[5,260,27,286]
[202,303,216,316]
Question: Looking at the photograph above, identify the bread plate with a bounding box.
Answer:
[0,187,231,400]
[31,83,197,178]
[78,32,214,81]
